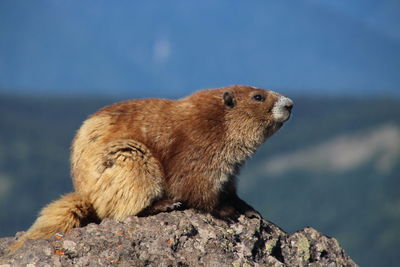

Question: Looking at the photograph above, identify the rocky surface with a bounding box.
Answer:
[0,209,357,266]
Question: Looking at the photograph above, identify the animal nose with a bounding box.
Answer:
[285,102,293,112]
[271,96,293,122]
[282,97,293,113]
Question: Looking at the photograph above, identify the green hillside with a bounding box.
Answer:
[239,96,400,267]
[0,93,399,266]
[0,94,112,234]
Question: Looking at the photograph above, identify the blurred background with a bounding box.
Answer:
[0,1,399,266]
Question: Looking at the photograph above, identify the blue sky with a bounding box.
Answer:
[0,0,399,97]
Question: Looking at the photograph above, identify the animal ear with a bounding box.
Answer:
[223,92,236,108]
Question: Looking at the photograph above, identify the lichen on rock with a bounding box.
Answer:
[0,210,357,266]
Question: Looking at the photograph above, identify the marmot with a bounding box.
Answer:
[9,85,293,251]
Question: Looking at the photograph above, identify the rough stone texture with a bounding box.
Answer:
[0,209,357,266]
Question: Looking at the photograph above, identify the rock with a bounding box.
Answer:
[0,209,357,266]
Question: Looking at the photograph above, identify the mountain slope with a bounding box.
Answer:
[239,98,400,267]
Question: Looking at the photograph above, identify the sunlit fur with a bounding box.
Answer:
[9,85,292,253]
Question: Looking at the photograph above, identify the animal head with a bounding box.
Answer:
[222,85,293,145]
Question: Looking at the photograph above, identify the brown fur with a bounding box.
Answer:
[9,85,292,252]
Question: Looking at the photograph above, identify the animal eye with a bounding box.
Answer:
[253,94,265,102]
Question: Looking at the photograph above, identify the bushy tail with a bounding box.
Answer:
[7,192,98,253]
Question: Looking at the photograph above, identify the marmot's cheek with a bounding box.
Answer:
[271,96,293,122]
[263,122,283,139]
